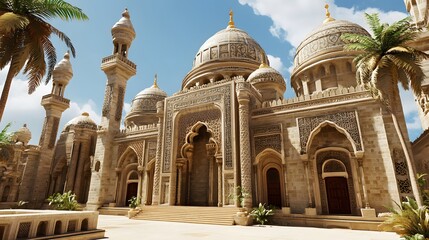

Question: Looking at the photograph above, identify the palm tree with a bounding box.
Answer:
[342,13,429,207]
[0,0,88,121]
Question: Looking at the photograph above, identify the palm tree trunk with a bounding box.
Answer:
[389,84,422,206]
[0,65,16,122]
[390,112,422,206]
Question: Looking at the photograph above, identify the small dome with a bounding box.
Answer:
[293,19,369,71]
[129,84,167,113]
[52,52,73,84]
[111,8,136,44]
[54,52,72,75]
[248,64,286,87]
[64,112,97,132]
[14,124,31,145]
[125,77,167,127]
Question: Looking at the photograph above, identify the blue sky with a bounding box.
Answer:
[0,0,422,144]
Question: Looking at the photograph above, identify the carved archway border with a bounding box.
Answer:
[306,120,359,155]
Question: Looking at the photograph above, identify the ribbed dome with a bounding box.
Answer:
[248,64,286,87]
[193,27,266,68]
[14,124,31,145]
[293,19,369,70]
[64,112,97,132]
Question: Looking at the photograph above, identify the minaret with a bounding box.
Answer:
[86,9,136,210]
[31,52,72,206]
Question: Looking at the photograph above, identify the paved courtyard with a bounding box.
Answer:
[97,215,400,240]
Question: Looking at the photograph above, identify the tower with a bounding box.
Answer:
[86,9,136,210]
[30,52,73,206]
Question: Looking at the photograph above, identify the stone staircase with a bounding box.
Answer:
[133,206,240,225]
[98,207,129,216]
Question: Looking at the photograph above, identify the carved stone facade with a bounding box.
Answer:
[8,6,427,231]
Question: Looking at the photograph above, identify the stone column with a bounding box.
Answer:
[206,143,216,206]
[302,157,316,215]
[185,147,193,205]
[137,165,144,203]
[143,168,151,205]
[18,148,40,202]
[282,163,291,215]
[216,154,223,207]
[152,101,164,205]
[357,157,376,217]
[113,168,121,205]
[237,88,252,209]
[176,158,186,206]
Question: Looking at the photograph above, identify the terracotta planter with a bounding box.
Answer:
[234,209,253,226]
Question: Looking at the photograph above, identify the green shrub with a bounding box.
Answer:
[228,186,249,208]
[47,191,78,210]
[250,203,274,225]
[128,196,140,209]
[380,197,429,238]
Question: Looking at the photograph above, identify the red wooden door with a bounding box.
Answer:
[266,168,282,208]
[325,177,351,214]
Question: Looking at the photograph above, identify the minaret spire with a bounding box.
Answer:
[228,9,235,28]
[153,74,159,88]
[323,3,335,23]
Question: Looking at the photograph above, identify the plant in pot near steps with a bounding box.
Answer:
[250,203,274,226]
[230,186,253,226]
[127,196,141,219]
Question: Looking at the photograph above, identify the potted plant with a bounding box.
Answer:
[47,191,79,210]
[250,203,274,226]
[230,186,253,226]
[127,196,141,218]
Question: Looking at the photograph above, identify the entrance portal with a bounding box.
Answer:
[325,177,351,214]
[125,182,138,206]
[189,126,211,206]
[266,168,282,208]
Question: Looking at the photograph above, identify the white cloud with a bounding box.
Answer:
[267,54,285,73]
[124,102,131,114]
[0,66,101,144]
[238,0,408,48]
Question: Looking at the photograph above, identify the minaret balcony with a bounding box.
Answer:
[41,94,70,110]
[101,53,136,71]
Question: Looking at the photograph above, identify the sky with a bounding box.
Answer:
[0,0,423,144]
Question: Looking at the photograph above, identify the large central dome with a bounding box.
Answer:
[192,27,265,68]
[182,11,267,90]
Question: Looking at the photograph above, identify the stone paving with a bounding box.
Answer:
[97,215,400,240]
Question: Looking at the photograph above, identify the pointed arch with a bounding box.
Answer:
[117,146,139,168]
[254,148,282,165]
[306,120,358,154]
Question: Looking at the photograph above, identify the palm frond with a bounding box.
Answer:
[0,12,29,34]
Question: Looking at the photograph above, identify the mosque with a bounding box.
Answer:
[2,1,429,228]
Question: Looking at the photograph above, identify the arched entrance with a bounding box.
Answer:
[325,177,351,214]
[125,171,139,206]
[266,168,282,208]
[189,125,211,206]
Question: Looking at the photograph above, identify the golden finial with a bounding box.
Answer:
[153,74,158,88]
[228,9,235,28]
[323,3,335,24]
[259,52,269,68]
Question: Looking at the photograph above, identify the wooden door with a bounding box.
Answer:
[325,177,351,214]
[266,168,282,208]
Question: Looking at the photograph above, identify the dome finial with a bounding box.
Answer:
[153,74,158,88]
[323,3,335,24]
[259,52,269,68]
[122,8,130,19]
[228,9,235,28]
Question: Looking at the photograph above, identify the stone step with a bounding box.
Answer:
[133,206,239,225]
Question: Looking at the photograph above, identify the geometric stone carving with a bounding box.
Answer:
[115,86,125,121]
[163,83,233,172]
[297,111,362,153]
[102,84,113,117]
[392,148,413,196]
[254,135,281,156]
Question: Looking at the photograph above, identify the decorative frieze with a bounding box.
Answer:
[115,86,125,121]
[49,117,60,149]
[254,135,281,156]
[102,84,113,117]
